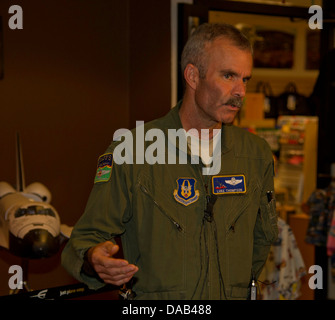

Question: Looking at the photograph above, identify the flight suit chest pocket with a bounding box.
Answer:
[223,182,260,233]
[136,174,184,233]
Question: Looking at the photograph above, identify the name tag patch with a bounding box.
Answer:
[212,175,246,195]
[94,153,113,183]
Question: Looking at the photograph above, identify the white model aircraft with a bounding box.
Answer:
[0,134,72,259]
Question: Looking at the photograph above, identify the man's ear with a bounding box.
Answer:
[183,64,199,90]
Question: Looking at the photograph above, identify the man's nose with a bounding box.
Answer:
[232,80,247,98]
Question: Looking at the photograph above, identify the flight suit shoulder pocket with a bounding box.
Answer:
[258,192,278,243]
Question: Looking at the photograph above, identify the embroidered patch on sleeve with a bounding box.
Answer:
[94,153,113,183]
[212,175,246,195]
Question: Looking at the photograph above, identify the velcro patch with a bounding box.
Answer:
[212,175,246,195]
[94,153,113,183]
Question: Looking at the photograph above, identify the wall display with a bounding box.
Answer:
[275,116,318,206]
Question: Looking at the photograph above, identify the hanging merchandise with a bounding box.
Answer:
[304,163,335,247]
[327,212,335,257]
[277,82,313,116]
[304,164,335,282]
[304,188,334,246]
[326,164,335,281]
[258,218,306,300]
[255,81,278,119]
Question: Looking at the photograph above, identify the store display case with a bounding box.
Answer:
[275,116,319,208]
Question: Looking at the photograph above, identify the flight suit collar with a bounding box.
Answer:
[165,100,234,155]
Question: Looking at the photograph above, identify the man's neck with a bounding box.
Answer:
[179,97,221,140]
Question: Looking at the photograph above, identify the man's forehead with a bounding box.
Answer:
[205,40,253,75]
[206,36,251,53]
[206,38,252,62]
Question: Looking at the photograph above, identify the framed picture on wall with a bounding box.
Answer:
[252,27,295,69]
[231,22,296,69]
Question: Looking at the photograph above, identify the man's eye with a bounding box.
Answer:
[224,73,233,80]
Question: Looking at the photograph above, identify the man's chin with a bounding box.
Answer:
[220,111,239,125]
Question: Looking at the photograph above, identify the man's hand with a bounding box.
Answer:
[87,241,138,286]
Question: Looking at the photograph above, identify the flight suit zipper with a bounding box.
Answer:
[202,177,212,299]
[202,173,226,299]
[139,184,184,233]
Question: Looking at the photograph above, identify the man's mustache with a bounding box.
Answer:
[224,97,243,108]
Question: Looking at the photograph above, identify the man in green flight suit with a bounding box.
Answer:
[62,23,278,300]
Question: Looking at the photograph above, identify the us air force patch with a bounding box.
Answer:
[173,178,199,206]
[212,175,246,195]
[94,153,113,183]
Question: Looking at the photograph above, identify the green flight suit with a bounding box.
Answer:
[61,100,278,300]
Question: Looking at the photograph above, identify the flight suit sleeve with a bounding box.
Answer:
[252,147,278,280]
[61,145,132,290]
